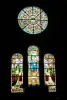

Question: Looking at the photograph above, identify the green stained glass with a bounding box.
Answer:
[44,54,56,92]
[18,6,48,34]
[11,53,24,93]
[28,46,40,86]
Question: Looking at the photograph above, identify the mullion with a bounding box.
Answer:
[22,23,29,30]
[33,25,34,34]
[32,6,33,15]
[40,8,41,33]
[23,9,30,17]
[18,19,48,21]
[31,6,34,34]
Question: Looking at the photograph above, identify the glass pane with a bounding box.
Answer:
[11,53,24,93]
[44,54,56,92]
[18,20,28,29]
[23,24,33,34]
[18,6,48,34]
[28,77,39,86]
[28,46,40,86]
[28,69,39,77]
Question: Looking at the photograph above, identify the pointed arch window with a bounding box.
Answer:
[11,53,24,92]
[28,46,40,86]
[44,54,56,92]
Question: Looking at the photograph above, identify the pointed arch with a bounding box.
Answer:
[28,46,40,86]
[44,53,56,92]
[11,53,24,92]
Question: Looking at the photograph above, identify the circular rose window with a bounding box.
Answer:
[18,6,48,34]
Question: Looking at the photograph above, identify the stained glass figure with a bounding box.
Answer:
[28,46,40,86]
[44,54,56,92]
[11,53,24,92]
[18,6,48,34]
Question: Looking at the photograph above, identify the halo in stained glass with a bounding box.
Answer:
[18,6,48,34]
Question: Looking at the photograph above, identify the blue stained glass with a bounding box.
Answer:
[30,59,34,63]
[35,84,39,87]
[30,59,37,63]
[18,7,48,34]
[29,84,32,87]
[28,46,39,86]
[11,53,23,92]
[31,51,36,55]
[30,64,37,70]
[20,83,23,88]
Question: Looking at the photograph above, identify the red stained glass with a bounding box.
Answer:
[51,74,55,82]
[12,76,15,81]
[19,76,22,81]
[45,75,49,81]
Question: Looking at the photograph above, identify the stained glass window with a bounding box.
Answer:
[28,46,40,86]
[18,6,48,34]
[11,53,24,93]
[44,54,56,92]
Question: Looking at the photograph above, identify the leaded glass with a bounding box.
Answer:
[28,46,40,86]
[18,6,48,34]
[44,54,56,92]
[11,53,24,93]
